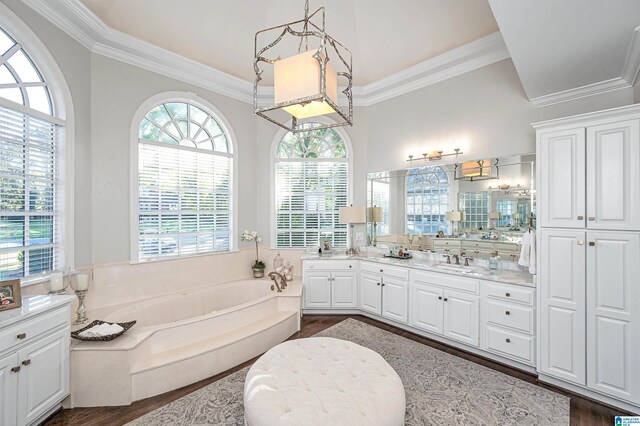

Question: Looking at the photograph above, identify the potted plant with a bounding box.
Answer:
[242,230,265,278]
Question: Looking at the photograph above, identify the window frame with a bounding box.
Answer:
[0,3,74,286]
[130,92,238,263]
[269,118,353,249]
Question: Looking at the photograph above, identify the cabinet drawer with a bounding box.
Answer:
[304,261,356,271]
[433,240,461,248]
[460,241,494,250]
[486,300,534,334]
[494,243,520,252]
[486,282,534,305]
[0,305,69,353]
[360,262,408,280]
[485,326,534,364]
[413,270,479,294]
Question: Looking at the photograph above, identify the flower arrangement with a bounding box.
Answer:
[242,230,265,270]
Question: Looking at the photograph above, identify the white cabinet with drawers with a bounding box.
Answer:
[303,261,357,309]
[359,262,409,324]
[0,295,74,426]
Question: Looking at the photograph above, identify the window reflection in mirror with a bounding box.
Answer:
[367,153,536,259]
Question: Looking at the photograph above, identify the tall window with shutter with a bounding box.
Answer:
[136,101,233,261]
[274,124,348,248]
[0,26,63,280]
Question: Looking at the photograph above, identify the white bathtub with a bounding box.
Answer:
[70,278,302,407]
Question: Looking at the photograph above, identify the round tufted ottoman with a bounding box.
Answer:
[244,337,405,426]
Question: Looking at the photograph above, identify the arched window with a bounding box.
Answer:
[135,101,233,261]
[406,166,449,234]
[274,124,349,248]
[0,25,64,280]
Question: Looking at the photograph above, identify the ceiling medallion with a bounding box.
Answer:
[253,0,353,133]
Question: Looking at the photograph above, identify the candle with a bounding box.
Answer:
[49,272,64,291]
[76,273,89,291]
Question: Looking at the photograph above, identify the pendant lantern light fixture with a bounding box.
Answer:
[253,0,353,133]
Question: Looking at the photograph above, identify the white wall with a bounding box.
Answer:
[90,55,258,263]
[366,59,635,173]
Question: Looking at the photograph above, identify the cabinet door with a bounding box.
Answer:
[411,283,443,335]
[0,353,18,426]
[443,290,479,347]
[539,229,586,385]
[587,119,640,231]
[538,128,586,228]
[331,272,358,308]
[382,277,409,324]
[304,273,331,308]
[586,231,640,403]
[359,273,382,315]
[17,328,69,426]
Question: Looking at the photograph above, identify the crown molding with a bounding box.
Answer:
[21,0,509,107]
[622,26,640,86]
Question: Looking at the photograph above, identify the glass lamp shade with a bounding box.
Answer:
[339,206,366,224]
[368,206,383,223]
[274,50,338,119]
[462,160,491,177]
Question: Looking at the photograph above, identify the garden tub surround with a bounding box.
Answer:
[69,278,302,407]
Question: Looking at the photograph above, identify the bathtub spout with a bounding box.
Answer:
[268,272,286,292]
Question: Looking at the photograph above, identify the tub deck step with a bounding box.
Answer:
[131,310,298,374]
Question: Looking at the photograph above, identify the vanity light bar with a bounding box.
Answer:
[406,148,463,163]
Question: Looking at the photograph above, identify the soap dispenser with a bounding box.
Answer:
[489,251,500,270]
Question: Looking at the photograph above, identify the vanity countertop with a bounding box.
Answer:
[0,294,75,328]
[301,252,534,286]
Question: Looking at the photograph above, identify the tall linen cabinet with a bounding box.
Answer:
[534,104,640,412]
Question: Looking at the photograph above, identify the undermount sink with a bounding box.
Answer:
[435,264,474,273]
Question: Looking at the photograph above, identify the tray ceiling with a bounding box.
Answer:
[79,0,499,86]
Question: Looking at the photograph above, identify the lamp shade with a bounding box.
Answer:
[274,50,338,119]
[489,211,502,220]
[368,206,383,223]
[445,210,465,221]
[339,206,366,224]
[462,160,491,178]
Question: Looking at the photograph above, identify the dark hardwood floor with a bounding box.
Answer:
[45,315,628,426]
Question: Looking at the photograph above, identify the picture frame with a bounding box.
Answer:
[0,279,22,312]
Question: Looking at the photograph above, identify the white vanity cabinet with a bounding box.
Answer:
[0,296,74,426]
[411,270,480,347]
[359,262,409,324]
[303,261,357,309]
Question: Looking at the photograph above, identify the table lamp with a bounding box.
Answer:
[445,210,465,237]
[340,205,366,255]
[368,206,383,247]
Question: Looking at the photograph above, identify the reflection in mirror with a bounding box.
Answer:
[367,154,536,260]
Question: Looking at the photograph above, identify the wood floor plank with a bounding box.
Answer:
[44,314,628,425]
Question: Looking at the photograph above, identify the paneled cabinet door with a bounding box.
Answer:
[538,128,586,228]
[17,328,69,426]
[443,290,479,347]
[304,273,331,308]
[0,353,18,426]
[586,119,640,231]
[360,273,382,315]
[539,229,586,385]
[411,283,444,335]
[331,272,358,308]
[381,277,409,324]
[587,231,640,404]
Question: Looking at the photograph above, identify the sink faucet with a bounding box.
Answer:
[464,257,472,267]
[452,254,460,265]
[268,272,286,292]
[443,254,451,264]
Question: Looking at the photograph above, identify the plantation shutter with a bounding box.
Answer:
[138,140,232,261]
[0,104,61,279]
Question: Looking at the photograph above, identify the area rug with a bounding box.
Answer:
[126,318,569,425]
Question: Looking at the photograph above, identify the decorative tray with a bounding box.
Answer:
[71,320,137,342]
[384,253,413,260]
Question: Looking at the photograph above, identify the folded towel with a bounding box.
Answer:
[518,230,536,274]
[79,323,124,338]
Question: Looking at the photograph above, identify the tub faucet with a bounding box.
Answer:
[268,272,286,292]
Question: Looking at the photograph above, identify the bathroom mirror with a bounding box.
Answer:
[366,153,535,259]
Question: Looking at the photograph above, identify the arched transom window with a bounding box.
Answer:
[136,101,233,261]
[0,28,52,114]
[406,166,449,234]
[274,124,348,248]
[0,25,62,280]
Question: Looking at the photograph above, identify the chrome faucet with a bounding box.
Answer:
[268,272,286,292]
[443,254,451,264]
[452,254,460,265]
